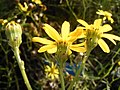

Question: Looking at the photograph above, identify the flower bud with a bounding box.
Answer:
[5,21,22,48]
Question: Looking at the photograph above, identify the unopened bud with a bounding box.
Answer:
[5,21,22,48]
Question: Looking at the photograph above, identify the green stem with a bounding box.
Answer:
[68,51,91,90]
[59,62,65,90]
[82,0,86,19]
[13,47,32,90]
[66,0,78,20]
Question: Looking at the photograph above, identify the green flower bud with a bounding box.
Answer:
[5,21,22,48]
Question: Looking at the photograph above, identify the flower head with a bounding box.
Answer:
[45,62,59,80]
[5,21,22,48]
[96,10,114,23]
[32,21,86,54]
[77,19,120,53]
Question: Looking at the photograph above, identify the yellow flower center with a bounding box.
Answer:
[50,68,55,74]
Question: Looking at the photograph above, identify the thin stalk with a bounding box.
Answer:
[13,47,32,90]
[14,73,20,90]
[59,61,65,90]
[82,0,87,19]
[66,0,78,20]
[68,50,91,90]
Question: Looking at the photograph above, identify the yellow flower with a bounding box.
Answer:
[32,0,42,6]
[32,21,86,54]
[77,19,120,53]
[96,10,114,23]
[18,2,28,12]
[45,62,59,80]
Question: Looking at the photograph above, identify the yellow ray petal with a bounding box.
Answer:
[32,37,55,44]
[99,24,112,33]
[77,19,88,26]
[98,39,110,53]
[45,66,51,71]
[68,27,83,42]
[103,17,107,21]
[18,2,28,12]
[55,70,59,74]
[48,73,51,77]
[96,10,105,15]
[101,34,120,45]
[47,46,57,53]
[43,24,62,41]
[104,11,112,17]
[103,37,116,45]
[94,19,102,28]
[103,34,120,41]
[51,74,54,80]
[108,17,114,23]
[61,21,70,41]
[54,74,59,79]
[70,45,86,52]
[67,49,72,55]
[51,62,54,68]
[38,44,56,53]
[69,27,83,36]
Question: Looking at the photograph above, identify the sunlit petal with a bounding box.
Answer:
[67,49,72,55]
[103,17,106,21]
[108,16,114,23]
[38,44,56,53]
[102,36,116,45]
[77,19,89,26]
[48,73,51,77]
[69,27,83,36]
[68,27,83,42]
[54,74,59,79]
[94,19,102,28]
[45,66,51,71]
[105,11,112,16]
[99,24,112,33]
[61,21,70,41]
[102,34,120,40]
[96,10,105,15]
[47,46,57,53]
[51,75,54,80]
[70,45,86,52]
[32,37,55,44]
[18,2,28,12]
[101,34,120,44]
[51,62,54,68]
[43,24,62,41]
[55,70,59,74]
[98,39,110,53]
